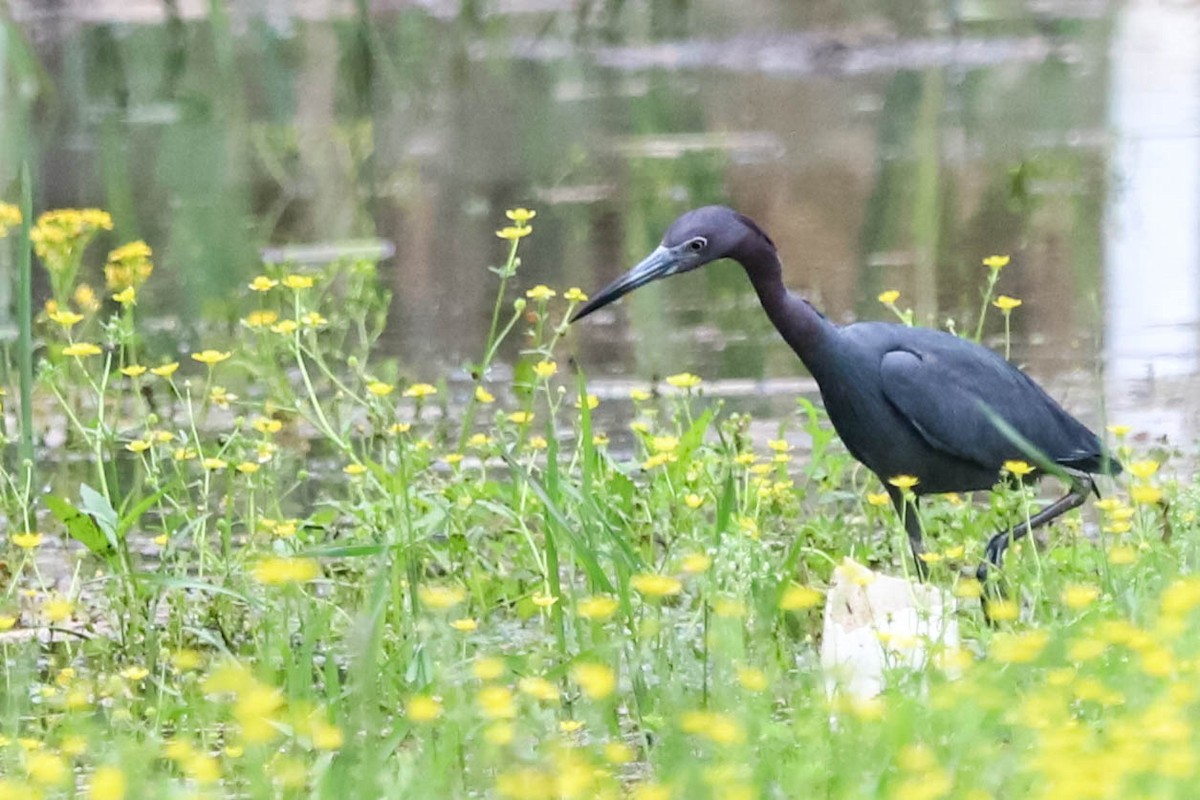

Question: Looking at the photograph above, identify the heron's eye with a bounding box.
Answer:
[688,237,707,252]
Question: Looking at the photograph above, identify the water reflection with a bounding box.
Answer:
[1104,0,1200,444]
[3,1,1198,439]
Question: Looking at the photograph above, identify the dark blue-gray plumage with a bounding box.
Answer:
[572,206,1121,585]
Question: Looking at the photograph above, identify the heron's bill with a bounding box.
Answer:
[570,246,676,323]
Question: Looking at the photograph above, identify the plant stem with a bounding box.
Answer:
[16,163,34,470]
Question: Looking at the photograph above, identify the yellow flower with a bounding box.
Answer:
[120,666,150,681]
[403,383,438,399]
[467,433,492,448]
[248,275,278,292]
[366,381,394,397]
[779,584,822,611]
[236,462,259,475]
[1004,459,1035,477]
[71,284,99,313]
[1107,424,1131,438]
[344,463,367,476]
[665,372,701,389]
[497,225,533,241]
[475,386,495,403]
[271,319,298,335]
[680,710,745,745]
[982,254,1011,270]
[508,411,534,424]
[63,342,102,357]
[631,782,672,800]
[651,435,678,453]
[112,286,136,305]
[630,388,652,402]
[533,360,558,378]
[564,287,588,302]
[442,453,464,466]
[125,439,152,454]
[684,493,704,509]
[282,274,315,290]
[478,685,517,718]
[877,290,900,305]
[505,208,537,224]
[450,618,478,633]
[1062,584,1101,610]
[518,676,559,703]
[984,598,1019,621]
[301,311,327,326]
[234,683,284,744]
[243,309,279,328]
[866,491,890,507]
[418,584,466,610]
[680,552,712,574]
[11,532,42,549]
[990,630,1049,663]
[888,474,919,490]
[531,592,558,608]
[88,764,127,800]
[642,453,676,470]
[202,457,227,470]
[25,750,68,786]
[253,417,283,434]
[1108,545,1137,565]
[150,362,179,378]
[1128,460,1159,480]
[1131,484,1163,505]
[525,284,555,300]
[209,386,236,408]
[48,309,84,328]
[192,349,231,365]
[120,365,147,377]
[576,596,619,621]
[251,557,320,585]
[571,663,616,700]
[993,295,1022,311]
[0,202,20,237]
[104,240,153,291]
[713,597,746,618]
[528,435,548,450]
[472,657,505,681]
[560,720,584,734]
[576,394,600,410]
[43,595,74,622]
[311,720,344,751]
[630,573,682,598]
[406,695,442,723]
[0,615,17,631]
[737,666,769,692]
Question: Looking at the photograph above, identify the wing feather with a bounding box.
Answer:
[878,344,1109,474]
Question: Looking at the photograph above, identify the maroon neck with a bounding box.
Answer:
[735,238,836,369]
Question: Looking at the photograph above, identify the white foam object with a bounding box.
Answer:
[820,558,959,700]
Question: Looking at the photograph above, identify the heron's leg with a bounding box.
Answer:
[976,476,1094,584]
[889,489,928,581]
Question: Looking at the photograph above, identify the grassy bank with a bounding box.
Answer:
[0,204,1194,799]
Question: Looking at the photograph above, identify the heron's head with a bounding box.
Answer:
[570,205,774,323]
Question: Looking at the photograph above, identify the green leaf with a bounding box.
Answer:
[44,495,112,556]
[79,484,119,550]
[117,487,168,540]
[502,452,614,593]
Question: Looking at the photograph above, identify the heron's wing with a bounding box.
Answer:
[878,344,1105,473]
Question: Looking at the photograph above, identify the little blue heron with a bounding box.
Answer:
[571,206,1121,585]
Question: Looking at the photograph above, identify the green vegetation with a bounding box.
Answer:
[0,203,1194,800]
